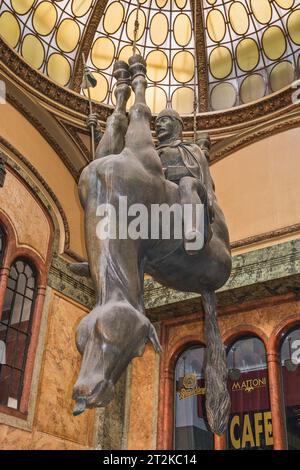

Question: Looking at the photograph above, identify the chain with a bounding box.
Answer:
[132,1,141,55]
[193,0,198,143]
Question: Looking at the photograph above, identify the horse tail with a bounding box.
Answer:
[201,290,231,435]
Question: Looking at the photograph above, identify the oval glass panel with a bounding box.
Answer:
[174,13,192,46]
[236,38,259,72]
[270,61,294,92]
[240,74,266,103]
[91,37,115,69]
[206,0,217,4]
[21,34,44,69]
[175,0,187,8]
[156,0,168,7]
[251,0,272,24]
[150,13,168,46]
[33,1,57,36]
[146,86,167,114]
[103,2,124,35]
[72,0,93,17]
[84,72,108,102]
[287,10,300,45]
[207,9,226,43]
[172,87,194,114]
[127,9,146,41]
[173,51,194,83]
[56,19,80,53]
[275,0,294,8]
[47,53,71,86]
[11,0,35,15]
[209,46,232,79]
[262,26,286,60]
[0,11,20,47]
[229,2,249,35]
[146,50,168,82]
[210,83,237,111]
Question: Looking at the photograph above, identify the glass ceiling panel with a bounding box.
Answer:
[204,0,300,110]
[0,0,299,113]
[85,0,197,115]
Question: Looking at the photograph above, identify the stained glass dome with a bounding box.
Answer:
[0,0,299,114]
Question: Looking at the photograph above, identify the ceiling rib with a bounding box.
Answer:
[191,0,209,113]
[70,0,109,92]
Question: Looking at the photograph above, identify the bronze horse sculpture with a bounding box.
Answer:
[71,55,232,435]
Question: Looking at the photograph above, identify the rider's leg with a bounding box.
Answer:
[179,176,211,254]
[95,61,131,159]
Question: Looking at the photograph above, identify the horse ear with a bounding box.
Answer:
[148,324,162,354]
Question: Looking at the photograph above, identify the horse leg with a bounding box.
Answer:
[201,290,230,435]
[95,60,131,159]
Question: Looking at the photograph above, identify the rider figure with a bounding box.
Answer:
[155,108,215,252]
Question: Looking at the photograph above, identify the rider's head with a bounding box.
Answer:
[155,109,183,144]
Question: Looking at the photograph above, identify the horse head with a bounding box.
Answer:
[72,301,161,415]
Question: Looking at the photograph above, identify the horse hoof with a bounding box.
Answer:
[128,54,147,80]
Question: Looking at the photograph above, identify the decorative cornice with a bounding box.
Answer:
[63,122,91,162]
[0,37,297,132]
[144,238,300,318]
[0,151,7,187]
[70,0,109,92]
[231,224,300,250]
[7,93,80,180]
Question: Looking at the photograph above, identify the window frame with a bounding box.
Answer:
[0,215,46,420]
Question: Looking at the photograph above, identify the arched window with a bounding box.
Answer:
[0,259,37,410]
[280,326,300,449]
[174,346,214,450]
[226,336,273,450]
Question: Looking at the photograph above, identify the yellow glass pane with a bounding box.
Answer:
[72,0,93,17]
[172,87,194,114]
[150,13,168,46]
[0,11,20,47]
[229,2,249,35]
[146,50,168,82]
[103,2,124,35]
[33,1,57,36]
[84,72,108,102]
[209,46,232,79]
[173,51,194,83]
[91,37,115,69]
[11,0,34,15]
[174,13,192,46]
[236,38,259,72]
[146,86,167,114]
[251,0,272,24]
[21,34,44,69]
[207,9,226,43]
[175,0,187,8]
[270,61,294,92]
[210,83,237,111]
[275,0,294,8]
[47,53,71,86]
[118,45,140,62]
[56,19,80,53]
[240,74,266,104]
[156,0,167,7]
[127,9,146,41]
[287,10,300,45]
[206,0,217,4]
[262,26,286,60]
